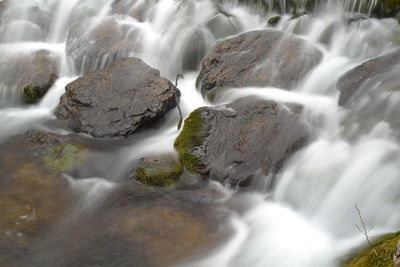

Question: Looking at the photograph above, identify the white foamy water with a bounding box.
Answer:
[0,0,399,266]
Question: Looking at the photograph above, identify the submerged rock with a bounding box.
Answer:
[197,29,322,95]
[0,49,58,104]
[24,187,230,267]
[0,138,72,253]
[66,17,140,74]
[25,129,88,173]
[345,232,400,267]
[174,96,309,186]
[57,57,180,139]
[131,155,183,187]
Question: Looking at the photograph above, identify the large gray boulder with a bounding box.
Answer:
[174,96,309,186]
[56,57,180,139]
[197,29,322,94]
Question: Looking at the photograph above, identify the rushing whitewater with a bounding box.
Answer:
[0,0,400,266]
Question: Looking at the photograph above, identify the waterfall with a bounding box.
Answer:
[0,0,399,266]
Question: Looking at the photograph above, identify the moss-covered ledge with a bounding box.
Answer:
[173,110,206,174]
[344,232,400,267]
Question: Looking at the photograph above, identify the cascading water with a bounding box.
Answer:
[1,0,400,266]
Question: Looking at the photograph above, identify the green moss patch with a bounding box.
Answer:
[268,16,281,25]
[42,143,88,172]
[174,110,205,174]
[23,84,40,104]
[133,155,183,187]
[345,232,400,267]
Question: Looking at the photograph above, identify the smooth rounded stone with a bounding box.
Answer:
[174,96,309,187]
[0,49,58,104]
[197,29,322,94]
[337,49,400,106]
[131,155,183,187]
[66,17,141,74]
[56,57,180,139]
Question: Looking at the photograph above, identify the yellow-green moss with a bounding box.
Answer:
[345,232,400,267]
[268,16,281,25]
[174,110,205,174]
[134,156,183,187]
[42,143,88,172]
[23,84,39,103]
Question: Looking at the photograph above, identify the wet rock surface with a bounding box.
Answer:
[337,49,400,137]
[197,29,322,94]
[337,49,400,106]
[66,17,140,74]
[0,49,58,103]
[56,57,180,139]
[174,96,309,186]
[131,155,183,187]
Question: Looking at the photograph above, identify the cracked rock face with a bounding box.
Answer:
[56,57,180,139]
[197,29,322,94]
[175,96,310,187]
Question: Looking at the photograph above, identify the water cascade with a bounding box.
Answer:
[1,0,400,266]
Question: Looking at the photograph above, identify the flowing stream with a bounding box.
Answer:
[1,0,400,266]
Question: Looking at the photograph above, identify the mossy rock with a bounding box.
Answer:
[268,15,281,25]
[174,110,206,174]
[132,155,183,187]
[23,84,40,104]
[345,232,400,267]
[42,142,88,172]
